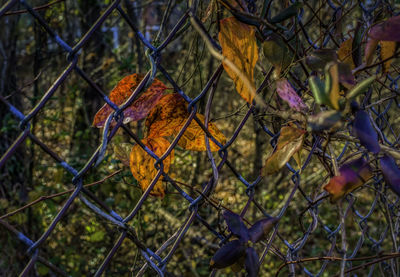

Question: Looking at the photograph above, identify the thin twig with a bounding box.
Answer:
[0,169,122,220]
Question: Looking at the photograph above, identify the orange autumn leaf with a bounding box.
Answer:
[337,38,355,69]
[93,73,167,128]
[129,137,174,198]
[146,94,188,138]
[218,17,258,104]
[324,157,372,203]
[178,113,226,151]
[145,94,226,151]
[380,41,397,73]
[262,126,306,175]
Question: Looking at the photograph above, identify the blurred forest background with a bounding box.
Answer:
[1,0,400,276]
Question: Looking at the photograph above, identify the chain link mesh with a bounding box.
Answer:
[1,0,400,276]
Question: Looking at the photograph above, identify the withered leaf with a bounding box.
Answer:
[380,41,397,73]
[113,143,132,167]
[263,34,294,76]
[369,15,400,42]
[276,78,308,112]
[338,38,355,69]
[219,17,258,104]
[129,137,174,198]
[325,63,341,110]
[93,74,167,128]
[365,38,379,66]
[306,49,337,72]
[324,157,372,203]
[270,2,302,24]
[146,94,226,151]
[262,126,306,175]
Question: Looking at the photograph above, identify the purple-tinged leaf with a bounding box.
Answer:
[248,217,278,243]
[338,62,355,87]
[210,240,246,269]
[245,247,260,277]
[353,110,380,154]
[324,157,373,203]
[223,210,249,241]
[369,15,400,42]
[380,155,400,196]
[276,78,308,112]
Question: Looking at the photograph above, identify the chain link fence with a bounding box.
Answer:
[1,0,400,276]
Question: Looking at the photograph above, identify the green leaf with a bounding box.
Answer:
[270,2,302,24]
[309,63,341,110]
[308,110,342,131]
[263,34,293,75]
[309,76,327,105]
[346,76,376,99]
[352,23,363,67]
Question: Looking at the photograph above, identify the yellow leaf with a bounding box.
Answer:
[380,41,397,73]
[218,17,258,104]
[146,94,226,151]
[262,126,306,175]
[178,113,226,152]
[326,63,340,110]
[129,137,174,198]
[337,38,355,69]
[293,151,302,171]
